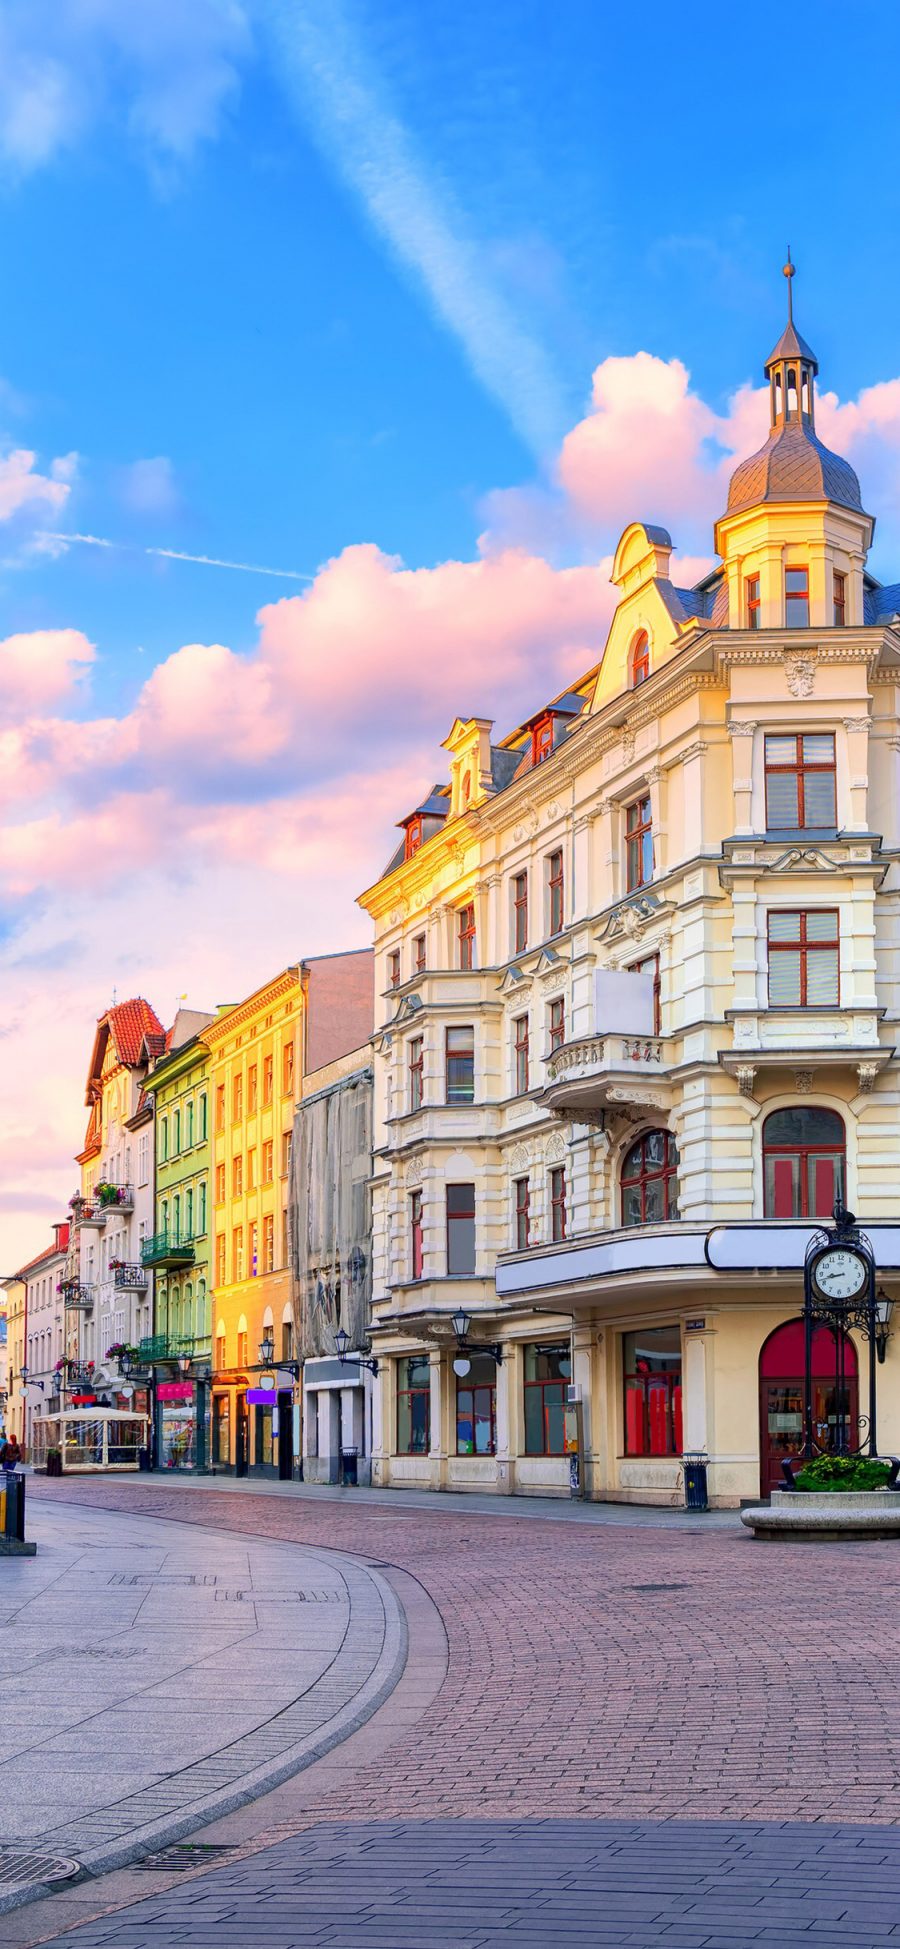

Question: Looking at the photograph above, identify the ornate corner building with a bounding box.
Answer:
[358,276,900,1507]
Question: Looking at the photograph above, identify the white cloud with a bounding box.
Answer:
[118,455,181,517]
[262,0,569,456]
[0,447,75,523]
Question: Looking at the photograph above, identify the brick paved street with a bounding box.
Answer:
[18,1478,900,1945]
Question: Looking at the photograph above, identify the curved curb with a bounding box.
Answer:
[0,1551,407,1918]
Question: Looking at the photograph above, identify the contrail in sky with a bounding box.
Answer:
[39,531,315,582]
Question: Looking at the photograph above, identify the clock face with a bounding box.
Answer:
[813,1247,867,1301]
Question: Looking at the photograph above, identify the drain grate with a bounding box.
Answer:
[0,1849,80,1890]
[628,1581,690,1593]
[134,1845,238,1873]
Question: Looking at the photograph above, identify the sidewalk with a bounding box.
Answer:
[50,1468,740,1527]
[0,1502,405,1908]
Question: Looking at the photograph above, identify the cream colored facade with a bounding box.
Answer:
[359,294,900,1506]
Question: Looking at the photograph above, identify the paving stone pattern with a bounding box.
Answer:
[36,1817,900,1947]
[31,1476,900,1828]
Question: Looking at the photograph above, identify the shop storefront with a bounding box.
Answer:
[155,1379,210,1472]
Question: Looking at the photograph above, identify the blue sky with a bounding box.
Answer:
[4,0,900,1264]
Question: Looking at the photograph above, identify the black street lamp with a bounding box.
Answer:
[258,1331,275,1367]
[450,1308,504,1366]
[876,1289,895,1365]
[334,1327,379,1376]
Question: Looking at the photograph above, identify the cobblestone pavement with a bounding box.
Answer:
[34,1818,900,1948]
[0,1501,402,1880]
[23,1477,900,1947]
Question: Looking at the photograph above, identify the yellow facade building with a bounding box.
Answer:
[359,277,900,1506]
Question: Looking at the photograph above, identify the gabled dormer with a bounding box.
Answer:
[441,717,495,817]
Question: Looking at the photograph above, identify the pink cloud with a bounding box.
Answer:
[0,447,74,522]
[0,627,94,720]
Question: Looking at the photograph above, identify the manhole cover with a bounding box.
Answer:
[135,1845,237,1873]
[0,1849,80,1890]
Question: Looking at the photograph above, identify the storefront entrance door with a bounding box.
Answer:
[759,1319,858,1496]
[235,1394,249,1477]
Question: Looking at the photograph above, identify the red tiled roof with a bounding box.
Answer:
[104,998,164,1069]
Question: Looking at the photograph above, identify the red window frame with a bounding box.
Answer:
[548,849,564,936]
[763,1111,846,1219]
[549,996,565,1052]
[389,950,401,990]
[409,1036,424,1112]
[628,952,661,1035]
[514,1176,530,1251]
[620,1130,678,1226]
[624,1348,683,1458]
[396,1356,431,1453]
[631,631,650,685]
[458,903,476,970]
[746,574,761,629]
[405,817,423,861]
[523,1345,569,1456]
[455,1364,497,1456]
[414,933,427,973]
[785,564,810,627]
[550,1166,567,1243]
[410,1190,424,1280]
[531,715,554,766]
[833,571,846,627]
[446,1182,476,1275]
[513,872,528,953]
[513,1014,530,1094]
[625,795,653,891]
[445,1025,474,1104]
[767,910,839,1007]
[764,734,836,830]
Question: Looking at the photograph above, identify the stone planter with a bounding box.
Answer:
[741,1489,900,1541]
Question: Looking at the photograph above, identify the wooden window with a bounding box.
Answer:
[232,1154,243,1196]
[233,1226,244,1281]
[456,1352,497,1456]
[833,570,846,626]
[621,1130,678,1226]
[199,1094,207,1140]
[186,1100,194,1148]
[626,795,653,890]
[446,1183,476,1275]
[513,1014,530,1095]
[445,1026,474,1104]
[547,848,564,936]
[215,1332,226,1374]
[281,1131,292,1177]
[404,816,423,860]
[173,1108,181,1154]
[262,1139,274,1184]
[410,1190,424,1280]
[263,1213,274,1273]
[249,1220,258,1274]
[185,1187,194,1239]
[281,1209,289,1269]
[514,1176,531,1251]
[414,933,427,972]
[746,575,761,630]
[623,1326,682,1457]
[549,996,565,1052]
[160,1116,169,1162]
[550,1165,567,1242]
[513,871,528,953]
[215,1233,226,1284]
[198,1181,207,1236]
[763,1107,845,1219]
[389,950,401,990]
[232,1073,243,1122]
[237,1329,248,1368]
[396,1354,430,1454]
[628,952,661,1035]
[215,1083,225,1133]
[281,1316,294,1362]
[248,1065,258,1112]
[531,715,554,765]
[458,903,476,970]
[631,631,650,685]
[263,1055,274,1105]
[282,1039,294,1096]
[764,733,836,830]
[768,910,839,1007]
[409,1036,424,1112]
[785,565,810,627]
[523,1342,569,1455]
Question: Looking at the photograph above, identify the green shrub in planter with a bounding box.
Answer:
[795,1453,893,1493]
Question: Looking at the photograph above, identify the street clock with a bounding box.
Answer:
[811,1246,869,1302]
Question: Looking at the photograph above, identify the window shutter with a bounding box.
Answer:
[769,947,801,1005]
[805,910,838,942]
[766,772,800,827]
[802,735,835,765]
[802,770,836,827]
[806,947,839,1006]
[813,1157,836,1217]
[772,1158,796,1218]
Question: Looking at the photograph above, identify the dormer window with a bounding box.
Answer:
[631,632,650,687]
[531,716,553,766]
[785,566,809,628]
[833,571,846,627]
[405,818,423,861]
[746,575,761,630]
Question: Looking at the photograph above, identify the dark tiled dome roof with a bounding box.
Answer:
[726,420,863,517]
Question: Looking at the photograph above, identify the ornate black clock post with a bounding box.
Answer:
[803,1200,878,1459]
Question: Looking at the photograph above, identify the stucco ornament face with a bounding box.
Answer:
[783,651,817,698]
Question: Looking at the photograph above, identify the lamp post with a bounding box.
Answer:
[334,1327,378,1375]
[450,1308,504,1368]
[803,1199,882,1462]
[876,1289,895,1365]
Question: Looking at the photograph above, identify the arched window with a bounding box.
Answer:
[631,631,650,687]
[621,1129,678,1226]
[762,1107,845,1219]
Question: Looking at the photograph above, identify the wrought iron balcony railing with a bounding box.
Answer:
[137,1334,196,1364]
[112,1262,149,1291]
[140,1232,195,1268]
[58,1279,96,1310]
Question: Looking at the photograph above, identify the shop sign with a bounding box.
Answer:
[247,1387,278,1406]
[157,1381,194,1401]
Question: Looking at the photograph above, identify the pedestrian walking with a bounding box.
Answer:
[0,1434,22,1472]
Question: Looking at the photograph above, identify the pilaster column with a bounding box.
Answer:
[843,716,871,833]
[728,721,757,835]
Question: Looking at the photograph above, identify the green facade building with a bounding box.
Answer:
[143,1011,215,1469]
